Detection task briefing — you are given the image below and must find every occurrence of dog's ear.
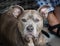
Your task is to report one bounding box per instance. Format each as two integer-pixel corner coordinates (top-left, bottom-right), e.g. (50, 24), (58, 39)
(7, 5), (24, 18)
(37, 5), (50, 18)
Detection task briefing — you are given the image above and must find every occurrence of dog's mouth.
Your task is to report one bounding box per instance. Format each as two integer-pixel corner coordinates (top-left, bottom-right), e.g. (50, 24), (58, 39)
(24, 30), (39, 39)
(25, 33), (34, 38)
(24, 34), (33, 43)
(24, 32), (35, 42)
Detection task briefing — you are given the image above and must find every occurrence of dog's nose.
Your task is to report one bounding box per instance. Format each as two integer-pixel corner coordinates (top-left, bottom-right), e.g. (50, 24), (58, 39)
(27, 25), (34, 32)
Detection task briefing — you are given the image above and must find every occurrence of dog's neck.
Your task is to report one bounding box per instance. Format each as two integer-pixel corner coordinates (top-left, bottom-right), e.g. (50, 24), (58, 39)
(28, 38), (34, 46)
(17, 26), (41, 46)
(17, 27), (34, 46)
(27, 32), (41, 46)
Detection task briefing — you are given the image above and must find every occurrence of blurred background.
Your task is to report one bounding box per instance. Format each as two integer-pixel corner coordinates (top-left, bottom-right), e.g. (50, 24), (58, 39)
(0, 0), (60, 13)
(0, 0), (39, 13)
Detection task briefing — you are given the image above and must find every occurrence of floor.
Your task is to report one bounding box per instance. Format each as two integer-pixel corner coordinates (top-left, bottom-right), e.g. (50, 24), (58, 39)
(43, 27), (60, 46)
(50, 37), (60, 46)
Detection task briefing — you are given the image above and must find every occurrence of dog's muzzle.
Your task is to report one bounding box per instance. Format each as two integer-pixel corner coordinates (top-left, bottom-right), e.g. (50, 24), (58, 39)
(26, 25), (34, 32)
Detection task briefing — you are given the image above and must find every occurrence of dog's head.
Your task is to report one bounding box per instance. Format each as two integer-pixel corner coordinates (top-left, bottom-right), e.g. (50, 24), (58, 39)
(19, 10), (43, 38)
(6, 5), (43, 39)
(1, 5), (52, 46)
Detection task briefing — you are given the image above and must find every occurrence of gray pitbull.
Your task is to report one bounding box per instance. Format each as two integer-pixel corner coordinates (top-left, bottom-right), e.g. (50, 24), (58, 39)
(0, 5), (51, 46)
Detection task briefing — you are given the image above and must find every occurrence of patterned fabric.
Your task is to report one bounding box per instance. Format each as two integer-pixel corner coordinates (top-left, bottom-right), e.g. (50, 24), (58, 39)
(35, 0), (60, 13)
(36, 0), (60, 7)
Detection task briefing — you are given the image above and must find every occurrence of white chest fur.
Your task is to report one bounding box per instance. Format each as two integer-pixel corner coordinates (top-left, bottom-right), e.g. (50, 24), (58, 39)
(28, 38), (34, 46)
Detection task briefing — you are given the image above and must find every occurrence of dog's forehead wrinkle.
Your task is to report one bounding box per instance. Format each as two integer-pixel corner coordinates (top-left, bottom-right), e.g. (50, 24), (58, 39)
(23, 10), (41, 19)
(24, 10), (38, 15)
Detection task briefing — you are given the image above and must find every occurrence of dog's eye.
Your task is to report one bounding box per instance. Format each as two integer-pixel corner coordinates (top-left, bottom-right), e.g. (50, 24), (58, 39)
(34, 19), (39, 22)
(21, 19), (27, 22)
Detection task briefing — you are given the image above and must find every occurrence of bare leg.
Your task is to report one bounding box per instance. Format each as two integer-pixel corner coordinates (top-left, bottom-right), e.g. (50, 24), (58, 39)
(47, 12), (60, 37)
